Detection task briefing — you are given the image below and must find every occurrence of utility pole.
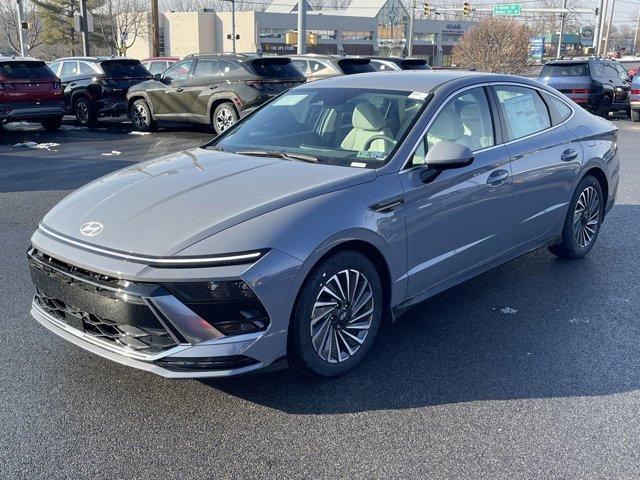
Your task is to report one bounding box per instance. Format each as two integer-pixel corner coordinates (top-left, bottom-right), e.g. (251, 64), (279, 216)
(79, 0), (90, 56)
(634, 8), (640, 55)
(151, 0), (159, 57)
(16, 0), (27, 57)
(603, 0), (616, 55)
(297, 0), (307, 54)
(231, 0), (236, 53)
(556, 0), (567, 58)
(407, 0), (416, 57)
(593, 0), (605, 53)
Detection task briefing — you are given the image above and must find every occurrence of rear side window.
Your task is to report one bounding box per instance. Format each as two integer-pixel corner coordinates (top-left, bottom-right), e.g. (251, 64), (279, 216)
(220, 60), (240, 74)
(338, 59), (376, 75)
(540, 63), (589, 77)
(60, 61), (79, 78)
(243, 58), (302, 78)
(494, 86), (551, 141)
(291, 59), (308, 73)
(147, 61), (168, 75)
(542, 92), (573, 125)
(0, 61), (55, 79)
(193, 59), (220, 77)
(309, 60), (331, 73)
(100, 60), (149, 77)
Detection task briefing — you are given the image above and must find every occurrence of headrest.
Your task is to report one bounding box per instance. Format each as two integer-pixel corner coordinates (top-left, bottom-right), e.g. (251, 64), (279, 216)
(352, 102), (386, 131)
(430, 107), (464, 139)
(460, 103), (481, 123)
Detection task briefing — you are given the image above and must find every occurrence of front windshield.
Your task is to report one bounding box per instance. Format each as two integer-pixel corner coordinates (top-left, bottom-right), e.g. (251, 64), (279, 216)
(211, 87), (428, 168)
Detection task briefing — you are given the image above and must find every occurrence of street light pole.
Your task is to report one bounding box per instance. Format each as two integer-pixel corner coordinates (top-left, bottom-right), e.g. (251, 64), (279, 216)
(593, 0), (605, 53)
(634, 8), (640, 55)
(297, 0), (307, 54)
(407, 0), (416, 57)
(556, 0), (567, 58)
(79, 0), (90, 56)
(16, 0), (27, 57)
(603, 0), (616, 55)
(231, 0), (236, 53)
(151, 0), (159, 57)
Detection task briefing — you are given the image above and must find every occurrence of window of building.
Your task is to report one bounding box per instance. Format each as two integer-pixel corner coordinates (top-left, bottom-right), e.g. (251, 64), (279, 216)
(442, 33), (462, 43)
(259, 28), (289, 39)
(308, 29), (337, 40)
(413, 33), (436, 43)
(340, 30), (373, 40)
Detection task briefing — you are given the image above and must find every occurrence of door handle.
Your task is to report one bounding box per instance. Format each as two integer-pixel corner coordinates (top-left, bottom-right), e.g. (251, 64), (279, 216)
(175, 87), (185, 92)
(560, 148), (579, 161)
(486, 169), (510, 186)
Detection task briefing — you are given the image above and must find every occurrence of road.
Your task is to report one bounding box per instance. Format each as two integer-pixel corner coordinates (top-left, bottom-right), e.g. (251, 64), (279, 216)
(1, 116), (639, 479)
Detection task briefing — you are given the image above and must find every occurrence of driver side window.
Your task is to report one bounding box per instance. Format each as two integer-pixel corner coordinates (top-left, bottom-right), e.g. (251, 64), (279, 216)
(410, 87), (494, 166)
(163, 60), (192, 82)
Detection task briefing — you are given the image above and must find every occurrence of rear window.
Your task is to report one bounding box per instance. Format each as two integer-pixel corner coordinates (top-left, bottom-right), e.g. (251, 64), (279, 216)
(337, 59), (376, 75)
(0, 61), (55, 80)
(243, 58), (302, 78)
(540, 63), (589, 77)
(100, 60), (150, 78)
(400, 59), (431, 70)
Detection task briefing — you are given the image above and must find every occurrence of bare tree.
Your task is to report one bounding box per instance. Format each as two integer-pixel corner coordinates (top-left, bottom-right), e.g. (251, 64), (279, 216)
(453, 17), (533, 75)
(0, 0), (43, 54)
(96, 0), (148, 56)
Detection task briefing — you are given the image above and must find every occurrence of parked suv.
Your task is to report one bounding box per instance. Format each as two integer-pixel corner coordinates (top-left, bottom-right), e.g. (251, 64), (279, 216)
(48, 57), (151, 127)
(538, 57), (631, 117)
(126, 53), (305, 134)
(0, 57), (64, 130)
(289, 55), (376, 82)
(630, 74), (640, 121)
(368, 56), (431, 71)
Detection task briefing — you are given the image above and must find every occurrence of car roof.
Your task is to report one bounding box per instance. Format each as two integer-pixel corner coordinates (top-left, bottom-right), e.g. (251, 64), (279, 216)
(184, 53), (253, 61)
(53, 56), (138, 63)
(0, 56), (41, 62)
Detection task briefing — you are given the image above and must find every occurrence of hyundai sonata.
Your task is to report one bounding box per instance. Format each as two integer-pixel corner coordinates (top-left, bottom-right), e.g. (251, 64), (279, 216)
(28, 71), (618, 378)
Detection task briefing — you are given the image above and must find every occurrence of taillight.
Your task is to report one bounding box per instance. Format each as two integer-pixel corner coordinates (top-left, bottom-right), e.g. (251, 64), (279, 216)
(570, 88), (590, 94)
(243, 80), (265, 90)
(631, 89), (640, 95)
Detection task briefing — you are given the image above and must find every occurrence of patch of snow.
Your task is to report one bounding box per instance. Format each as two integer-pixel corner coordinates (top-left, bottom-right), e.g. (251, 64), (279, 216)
(499, 307), (518, 315)
(568, 318), (589, 324)
(129, 131), (151, 136)
(101, 150), (122, 156)
(13, 141), (60, 151)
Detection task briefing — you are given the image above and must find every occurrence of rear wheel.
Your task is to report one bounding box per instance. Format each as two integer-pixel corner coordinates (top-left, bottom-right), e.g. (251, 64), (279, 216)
(597, 96), (611, 118)
(74, 96), (97, 127)
(632, 109), (640, 122)
(212, 102), (238, 135)
(549, 175), (603, 259)
(288, 251), (383, 378)
(41, 116), (62, 131)
(130, 99), (155, 132)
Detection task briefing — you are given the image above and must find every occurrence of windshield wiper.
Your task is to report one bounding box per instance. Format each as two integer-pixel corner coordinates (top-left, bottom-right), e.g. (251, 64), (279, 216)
(234, 149), (318, 164)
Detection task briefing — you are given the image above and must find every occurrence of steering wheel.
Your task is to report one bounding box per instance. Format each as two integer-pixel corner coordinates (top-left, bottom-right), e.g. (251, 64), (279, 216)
(362, 135), (397, 152)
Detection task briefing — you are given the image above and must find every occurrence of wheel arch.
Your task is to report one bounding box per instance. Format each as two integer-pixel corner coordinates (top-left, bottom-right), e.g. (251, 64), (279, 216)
(127, 92), (156, 118)
(583, 166), (609, 213)
(209, 96), (240, 123)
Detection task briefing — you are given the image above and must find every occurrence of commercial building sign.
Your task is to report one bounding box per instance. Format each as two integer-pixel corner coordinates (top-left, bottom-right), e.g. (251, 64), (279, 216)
(529, 35), (544, 60)
(580, 26), (594, 47)
(261, 43), (297, 54)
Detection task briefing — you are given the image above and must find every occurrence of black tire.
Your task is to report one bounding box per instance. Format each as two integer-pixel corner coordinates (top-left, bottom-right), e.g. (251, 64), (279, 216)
(288, 251), (383, 378)
(212, 102), (238, 135)
(597, 96), (611, 118)
(626, 106), (632, 118)
(549, 175), (604, 259)
(41, 116), (62, 131)
(74, 96), (97, 127)
(632, 109), (640, 122)
(130, 98), (156, 132)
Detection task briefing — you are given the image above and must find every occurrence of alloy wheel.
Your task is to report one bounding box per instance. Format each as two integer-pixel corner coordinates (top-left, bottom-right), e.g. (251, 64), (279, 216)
(215, 108), (235, 132)
(573, 185), (600, 248)
(310, 269), (375, 364)
(76, 100), (89, 124)
(132, 104), (148, 129)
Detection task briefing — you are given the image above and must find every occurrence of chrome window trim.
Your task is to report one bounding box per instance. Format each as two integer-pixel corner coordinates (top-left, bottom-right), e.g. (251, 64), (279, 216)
(400, 81), (576, 171)
(38, 224), (263, 266)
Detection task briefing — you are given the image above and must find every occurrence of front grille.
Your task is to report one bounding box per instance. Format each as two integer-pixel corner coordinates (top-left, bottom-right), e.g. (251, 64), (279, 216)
(35, 290), (177, 353)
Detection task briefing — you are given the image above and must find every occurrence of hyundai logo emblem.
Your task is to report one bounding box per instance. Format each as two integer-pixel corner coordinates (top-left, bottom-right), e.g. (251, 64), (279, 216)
(80, 221), (103, 237)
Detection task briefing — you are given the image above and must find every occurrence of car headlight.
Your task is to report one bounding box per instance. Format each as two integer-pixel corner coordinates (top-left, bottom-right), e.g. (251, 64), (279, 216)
(164, 281), (270, 336)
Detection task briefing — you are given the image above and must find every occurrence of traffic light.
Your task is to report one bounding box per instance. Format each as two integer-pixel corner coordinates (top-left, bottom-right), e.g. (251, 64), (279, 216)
(463, 2), (471, 16)
(423, 2), (431, 17)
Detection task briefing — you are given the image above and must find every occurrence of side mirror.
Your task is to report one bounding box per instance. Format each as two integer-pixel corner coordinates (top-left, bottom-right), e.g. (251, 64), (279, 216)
(153, 73), (162, 81)
(419, 141), (473, 182)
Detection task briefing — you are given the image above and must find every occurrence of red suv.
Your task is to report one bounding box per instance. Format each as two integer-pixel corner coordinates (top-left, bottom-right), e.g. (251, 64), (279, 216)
(0, 58), (65, 130)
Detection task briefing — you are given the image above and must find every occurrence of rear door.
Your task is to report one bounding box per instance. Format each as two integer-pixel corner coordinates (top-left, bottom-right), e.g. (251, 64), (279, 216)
(0, 61), (61, 106)
(491, 84), (580, 246)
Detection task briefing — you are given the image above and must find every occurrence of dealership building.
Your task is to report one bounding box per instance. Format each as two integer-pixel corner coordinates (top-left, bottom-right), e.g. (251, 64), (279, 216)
(128, 0), (473, 67)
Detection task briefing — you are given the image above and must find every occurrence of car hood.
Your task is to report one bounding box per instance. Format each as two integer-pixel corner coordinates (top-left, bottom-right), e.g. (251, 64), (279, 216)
(41, 148), (376, 257)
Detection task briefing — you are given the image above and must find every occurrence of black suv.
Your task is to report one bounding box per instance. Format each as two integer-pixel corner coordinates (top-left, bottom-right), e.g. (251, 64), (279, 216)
(49, 57), (151, 127)
(538, 57), (631, 117)
(126, 53), (305, 134)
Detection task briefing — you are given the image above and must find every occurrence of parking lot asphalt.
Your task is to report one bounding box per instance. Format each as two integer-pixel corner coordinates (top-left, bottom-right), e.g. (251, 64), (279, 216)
(1, 115), (640, 479)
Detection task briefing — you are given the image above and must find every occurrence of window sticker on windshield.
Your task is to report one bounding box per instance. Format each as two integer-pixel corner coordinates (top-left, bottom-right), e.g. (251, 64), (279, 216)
(408, 91), (428, 101)
(351, 162), (367, 168)
(272, 94), (308, 106)
(356, 150), (386, 160)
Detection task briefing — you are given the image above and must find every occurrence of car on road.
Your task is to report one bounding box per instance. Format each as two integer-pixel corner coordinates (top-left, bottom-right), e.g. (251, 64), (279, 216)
(631, 74), (640, 122)
(0, 57), (65, 130)
(28, 71), (618, 379)
(141, 56), (180, 75)
(538, 57), (631, 118)
(48, 57), (152, 127)
(126, 53), (305, 134)
(368, 56), (431, 71)
(289, 54), (376, 82)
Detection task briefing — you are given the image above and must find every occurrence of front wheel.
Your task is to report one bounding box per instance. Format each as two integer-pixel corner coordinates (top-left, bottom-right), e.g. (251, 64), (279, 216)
(288, 251), (383, 378)
(632, 109), (640, 122)
(41, 116), (62, 131)
(549, 175), (604, 259)
(212, 102), (238, 135)
(130, 99), (155, 132)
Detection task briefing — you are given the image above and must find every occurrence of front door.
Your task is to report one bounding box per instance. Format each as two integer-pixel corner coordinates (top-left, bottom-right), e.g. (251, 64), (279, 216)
(400, 86), (513, 297)
(152, 59), (193, 120)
